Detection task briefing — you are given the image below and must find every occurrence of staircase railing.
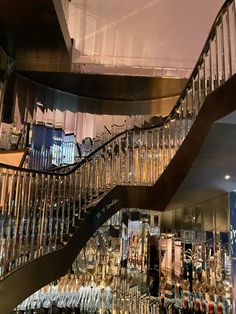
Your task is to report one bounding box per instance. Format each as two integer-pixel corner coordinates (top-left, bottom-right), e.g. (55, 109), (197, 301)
(0, 0), (235, 286)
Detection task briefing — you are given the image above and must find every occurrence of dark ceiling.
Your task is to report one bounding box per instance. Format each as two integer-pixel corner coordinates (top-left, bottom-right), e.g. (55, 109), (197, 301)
(0, 0), (70, 58)
(19, 71), (187, 101)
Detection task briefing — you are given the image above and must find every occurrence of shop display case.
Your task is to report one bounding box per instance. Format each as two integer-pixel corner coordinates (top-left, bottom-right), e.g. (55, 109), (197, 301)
(14, 194), (234, 313)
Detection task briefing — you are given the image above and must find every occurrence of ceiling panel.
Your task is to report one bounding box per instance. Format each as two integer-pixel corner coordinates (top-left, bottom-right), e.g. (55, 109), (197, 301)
(69, 0), (224, 70)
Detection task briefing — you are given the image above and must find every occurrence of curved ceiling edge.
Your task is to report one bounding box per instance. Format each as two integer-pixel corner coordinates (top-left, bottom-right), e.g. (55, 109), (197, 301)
(17, 71), (187, 100)
(66, 94), (180, 115)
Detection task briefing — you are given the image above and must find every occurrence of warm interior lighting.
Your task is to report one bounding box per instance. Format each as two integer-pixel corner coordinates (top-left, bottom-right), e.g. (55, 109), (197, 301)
(224, 174), (230, 180)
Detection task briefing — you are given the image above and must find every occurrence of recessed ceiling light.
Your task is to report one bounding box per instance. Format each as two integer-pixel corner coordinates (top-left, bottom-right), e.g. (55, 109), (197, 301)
(224, 174), (230, 180)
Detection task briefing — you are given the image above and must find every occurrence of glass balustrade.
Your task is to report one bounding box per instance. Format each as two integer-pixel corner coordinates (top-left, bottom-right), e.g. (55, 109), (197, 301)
(0, 0), (236, 283)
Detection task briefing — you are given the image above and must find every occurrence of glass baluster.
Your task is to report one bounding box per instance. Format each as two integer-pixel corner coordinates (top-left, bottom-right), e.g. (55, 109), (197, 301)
(230, 0), (236, 73)
(11, 171), (24, 269)
(53, 176), (62, 250)
(144, 130), (149, 184)
(137, 131), (141, 184)
(17, 172), (29, 266)
(202, 56), (207, 99)
(187, 89), (193, 130)
(60, 175), (67, 243)
(163, 125), (168, 169)
(40, 175), (51, 255)
(215, 26), (221, 88)
(174, 109), (180, 151)
(139, 131), (144, 184)
(35, 174), (44, 257)
(206, 52), (211, 96)
(0, 169), (9, 276)
(226, 8), (233, 78)
(22, 173), (31, 264)
(152, 129), (157, 183)
(77, 167), (82, 216)
(97, 156), (102, 197)
(93, 156), (98, 198)
(197, 66), (202, 113)
(160, 125), (166, 173)
(209, 39), (214, 93)
(180, 102), (186, 145)
(170, 119), (175, 160)
(96, 155), (102, 196)
(123, 132), (128, 184)
(29, 173), (39, 260)
(133, 132), (138, 184)
(88, 156), (96, 200)
(4, 171), (16, 273)
(116, 136), (122, 185)
(211, 36), (217, 91)
(141, 130), (146, 183)
(47, 175), (56, 252)
(93, 157), (99, 199)
(190, 78), (195, 120)
(129, 133), (134, 184)
(109, 141), (113, 188)
(112, 141), (116, 185)
(156, 128), (160, 177)
(78, 166), (83, 218)
(150, 130), (154, 184)
(221, 15), (228, 81)
(159, 127), (164, 175)
(72, 171), (77, 227)
(103, 145), (108, 190)
(181, 99), (187, 138)
(1, 169), (10, 275)
(81, 163), (86, 211)
(220, 21), (226, 83)
(147, 130), (151, 183)
(153, 129), (159, 180)
(125, 133), (129, 184)
(84, 161), (89, 205)
(24, 173), (33, 261)
(166, 122), (171, 166)
(109, 143), (113, 188)
(103, 146), (108, 189)
(22, 173), (34, 264)
(140, 131), (145, 184)
(126, 135), (131, 184)
(66, 173), (72, 233)
(94, 154), (102, 199)
(89, 158), (94, 201)
(168, 122), (173, 164)
(120, 134), (125, 184)
(85, 160), (90, 206)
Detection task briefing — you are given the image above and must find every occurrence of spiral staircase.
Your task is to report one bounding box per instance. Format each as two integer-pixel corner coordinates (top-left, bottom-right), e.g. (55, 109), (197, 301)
(1, 0), (236, 312)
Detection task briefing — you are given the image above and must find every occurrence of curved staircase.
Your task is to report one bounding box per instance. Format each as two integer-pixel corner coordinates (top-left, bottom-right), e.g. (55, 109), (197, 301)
(1, 0), (236, 312)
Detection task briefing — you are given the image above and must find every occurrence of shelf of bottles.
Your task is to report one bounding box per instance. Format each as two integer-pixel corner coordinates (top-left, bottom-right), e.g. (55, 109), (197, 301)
(158, 195), (232, 313)
(15, 209), (160, 314)
(0, 0), (236, 282)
